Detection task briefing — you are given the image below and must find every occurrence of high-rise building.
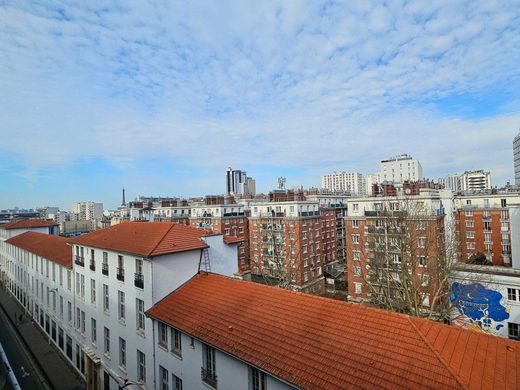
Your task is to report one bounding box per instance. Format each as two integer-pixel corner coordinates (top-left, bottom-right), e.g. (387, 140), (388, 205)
(459, 170), (491, 192)
(321, 172), (365, 194)
(438, 174), (461, 192)
(72, 202), (103, 220)
(226, 168), (254, 196)
(514, 130), (520, 186)
(380, 154), (422, 183)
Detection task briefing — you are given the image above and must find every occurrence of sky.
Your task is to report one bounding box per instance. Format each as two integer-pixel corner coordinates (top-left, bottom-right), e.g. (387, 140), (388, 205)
(1, 1), (519, 210)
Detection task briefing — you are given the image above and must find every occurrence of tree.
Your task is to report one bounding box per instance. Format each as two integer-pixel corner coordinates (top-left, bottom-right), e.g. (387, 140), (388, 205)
(360, 197), (459, 320)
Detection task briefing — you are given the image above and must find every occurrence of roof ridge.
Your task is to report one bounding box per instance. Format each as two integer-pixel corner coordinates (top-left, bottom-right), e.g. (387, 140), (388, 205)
(407, 317), (468, 390)
(147, 223), (176, 257)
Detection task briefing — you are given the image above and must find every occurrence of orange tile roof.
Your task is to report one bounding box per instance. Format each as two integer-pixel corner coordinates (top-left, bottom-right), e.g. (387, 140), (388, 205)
(69, 222), (208, 257)
(6, 232), (72, 268)
(1, 218), (57, 230)
(147, 273), (520, 390)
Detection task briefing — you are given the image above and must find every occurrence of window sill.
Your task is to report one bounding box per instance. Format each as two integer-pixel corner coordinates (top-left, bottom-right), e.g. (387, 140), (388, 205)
(171, 350), (182, 360)
(136, 330), (146, 338)
(118, 319), (126, 326)
(158, 343), (168, 352)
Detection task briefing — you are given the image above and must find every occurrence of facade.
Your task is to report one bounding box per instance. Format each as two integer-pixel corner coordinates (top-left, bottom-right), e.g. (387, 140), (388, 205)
(0, 222), (238, 390)
(0, 218), (59, 241)
(190, 203), (249, 274)
(380, 154), (422, 183)
(438, 174), (461, 193)
(344, 193), (446, 303)
(248, 201), (337, 292)
(146, 272), (519, 390)
(453, 193), (518, 266)
(321, 171), (365, 194)
(72, 202), (104, 221)
(459, 170), (491, 192)
(226, 167), (254, 197)
(514, 130), (520, 186)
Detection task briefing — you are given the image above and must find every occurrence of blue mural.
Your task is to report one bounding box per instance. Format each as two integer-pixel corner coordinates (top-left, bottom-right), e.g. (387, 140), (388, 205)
(450, 282), (510, 333)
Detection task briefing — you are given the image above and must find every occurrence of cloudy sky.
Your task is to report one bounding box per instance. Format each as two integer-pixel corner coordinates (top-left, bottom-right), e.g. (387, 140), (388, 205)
(1, 1), (519, 209)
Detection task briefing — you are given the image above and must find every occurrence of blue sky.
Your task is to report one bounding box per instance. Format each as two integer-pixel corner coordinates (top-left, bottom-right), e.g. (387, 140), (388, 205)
(1, 0), (519, 209)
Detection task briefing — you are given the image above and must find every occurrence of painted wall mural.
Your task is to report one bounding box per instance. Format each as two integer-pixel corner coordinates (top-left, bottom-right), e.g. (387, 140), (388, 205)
(450, 282), (510, 334)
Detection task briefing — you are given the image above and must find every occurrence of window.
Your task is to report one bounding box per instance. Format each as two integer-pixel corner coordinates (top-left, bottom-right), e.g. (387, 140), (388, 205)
(508, 288), (518, 302)
(465, 220), (474, 228)
(81, 310), (85, 334)
(352, 235), (360, 244)
(104, 327), (110, 356)
(137, 350), (146, 383)
(118, 291), (125, 321)
(119, 338), (126, 369)
(90, 279), (96, 305)
(419, 256), (427, 267)
(91, 318), (97, 343)
(159, 366), (169, 390)
(173, 374), (183, 390)
(465, 210), (473, 217)
(354, 283), (362, 294)
(80, 274), (85, 299)
(508, 322), (519, 340)
(67, 270), (71, 291)
(353, 204), (359, 212)
(136, 299), (145, 331)
(202, 344), (217, 388)
(466, 231), (475, 238)
(250, 366), (266, 390)
(171, 328), (182, 356)
(467, 242), (476, 250)
(59, 296), (63, 318)
(159, 322), (168, 348)
(353, 251), (361, 261)
(103, 284), (109, 312)
(418, 237), (425, 248)
(68, 301), (72, 322)
(353, 266), (361, 276)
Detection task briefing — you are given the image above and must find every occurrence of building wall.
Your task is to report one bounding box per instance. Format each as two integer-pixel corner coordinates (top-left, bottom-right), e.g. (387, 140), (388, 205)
(380, 155), (422, 183)
(459, 171), (491, 191)
(321, 172), (364, 194)
(152, 320), (295, 390)
(514, 131), (520, 186)
(202, 235), (239, 277)
(0, 226), (56, 240)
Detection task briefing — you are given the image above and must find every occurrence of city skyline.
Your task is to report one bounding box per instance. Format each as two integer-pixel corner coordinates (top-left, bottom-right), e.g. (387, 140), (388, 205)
(1, 1), (519, 208)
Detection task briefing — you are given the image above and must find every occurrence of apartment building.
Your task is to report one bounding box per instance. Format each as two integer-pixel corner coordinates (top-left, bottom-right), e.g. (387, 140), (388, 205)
(459, 170), (491, 192)
(345, 193), (446, 304)
(0, 222), (238, 390)
(321, 171), (365, 194)
(190, 202), (249, 274)
(0, 218), (59, 240)
(72, 202), (104, 221)
(438, 174), (461, 193)
(380, 154), (422, 183)
(146, 272), (518, 390)
(514, 130), (520, 186)
(453, 192), (519, 265)
(248, 201), (337, 293)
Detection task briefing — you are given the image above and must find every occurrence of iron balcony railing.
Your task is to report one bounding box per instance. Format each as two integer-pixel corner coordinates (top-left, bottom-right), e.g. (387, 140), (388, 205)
(134, 273), (144, 289)
(74, 256), (84, 267)
(116, 267), (125, 282)
(201, 367), (217, 388)
(101, 262), (109, 276)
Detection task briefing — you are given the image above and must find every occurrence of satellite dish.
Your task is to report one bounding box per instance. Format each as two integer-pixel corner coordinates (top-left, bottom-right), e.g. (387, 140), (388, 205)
(405, 188), (411, 195)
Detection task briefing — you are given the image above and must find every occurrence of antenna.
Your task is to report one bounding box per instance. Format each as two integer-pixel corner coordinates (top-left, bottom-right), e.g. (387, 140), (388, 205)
(277, 177), (286, 190)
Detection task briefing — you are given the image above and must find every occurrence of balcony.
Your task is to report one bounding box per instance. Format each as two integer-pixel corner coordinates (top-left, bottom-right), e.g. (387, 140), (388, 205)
(201, 367), (217, 388)
(74, 256), (84, 267)
(116, 268), (124, 282)
(134, 273), (144, 289)
(101, 263), (109, 276)
(89, 260), (95, 271)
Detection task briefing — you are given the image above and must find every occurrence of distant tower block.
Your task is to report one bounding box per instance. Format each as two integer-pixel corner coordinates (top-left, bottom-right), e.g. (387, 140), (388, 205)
(122, 187), (126, 206)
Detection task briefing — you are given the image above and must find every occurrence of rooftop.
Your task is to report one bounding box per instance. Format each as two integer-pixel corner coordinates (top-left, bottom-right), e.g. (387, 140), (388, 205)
(147, 273), (519, 390)
(0, 218), (57, 230)
(69, 222), (208, 257)
(6, 232), (72, 268)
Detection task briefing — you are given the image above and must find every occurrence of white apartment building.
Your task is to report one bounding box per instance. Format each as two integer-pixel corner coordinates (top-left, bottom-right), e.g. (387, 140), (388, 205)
(514, 130), (520, 186)
(438, 174), (461, 193)
(0, 219), (59, 241)
(459, 170), (491, 192)
(145, 272), (517, 390)
(73, 202), (104, 221)
(321, 172), (365, 194)
(380, 154), (422, 183)
(1, 222), (237, 390)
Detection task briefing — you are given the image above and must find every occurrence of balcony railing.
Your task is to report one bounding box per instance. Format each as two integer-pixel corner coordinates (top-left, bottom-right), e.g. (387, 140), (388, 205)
(116, 268), (124, 282)
(101, 263), (109, 276)
(74, 256), (84, 267)
(134, 273), (144, 289)
(201, 367), (217, 388)
(89, 260), (95, 271)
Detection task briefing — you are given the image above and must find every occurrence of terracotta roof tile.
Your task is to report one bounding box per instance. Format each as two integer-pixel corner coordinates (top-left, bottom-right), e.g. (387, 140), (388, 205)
(146, 273), (520, 390)
(6, 232), (72, 268)
(69, 222), (207, 257)
(1, 218), (57, 230)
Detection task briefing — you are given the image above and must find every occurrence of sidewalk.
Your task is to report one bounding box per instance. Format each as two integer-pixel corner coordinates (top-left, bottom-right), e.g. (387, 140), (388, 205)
(0, 287), (85, 390)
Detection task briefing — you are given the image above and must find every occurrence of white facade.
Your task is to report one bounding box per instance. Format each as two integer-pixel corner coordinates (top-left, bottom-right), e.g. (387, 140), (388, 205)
(151, 321), (294, 390)
(73, 202), (104, 221)
(380, 154), (422, 183)
(321, 172), (365, 194)
(459, 170), (491, 192)
(509, 204), (520, 270)
(190, 204), (245, 218)
(514, 130), (520, 186)
(152, 206), (190, 221)
(249, 201), (320, 218)
(0, 225), (56, 241)
(438, 174), (461, 193)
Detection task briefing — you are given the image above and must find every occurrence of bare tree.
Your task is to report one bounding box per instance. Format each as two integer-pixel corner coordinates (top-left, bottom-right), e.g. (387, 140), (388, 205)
(360, 198), (459, 320)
